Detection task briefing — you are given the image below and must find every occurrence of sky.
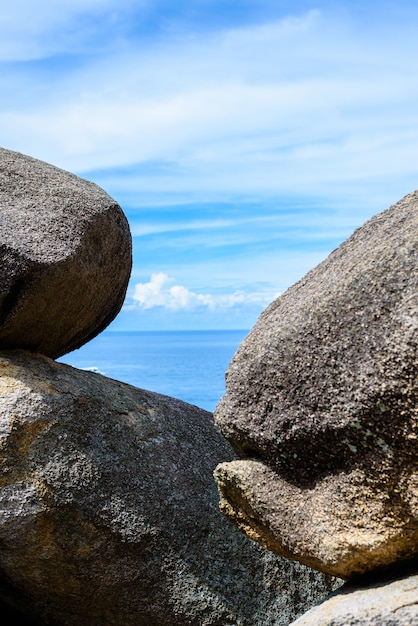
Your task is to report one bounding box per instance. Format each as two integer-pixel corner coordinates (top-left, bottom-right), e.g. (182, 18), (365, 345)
(1, 1), (418, 330)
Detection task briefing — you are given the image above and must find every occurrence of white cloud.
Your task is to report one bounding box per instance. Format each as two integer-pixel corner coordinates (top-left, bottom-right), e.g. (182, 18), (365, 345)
(129, 273), (277, 311)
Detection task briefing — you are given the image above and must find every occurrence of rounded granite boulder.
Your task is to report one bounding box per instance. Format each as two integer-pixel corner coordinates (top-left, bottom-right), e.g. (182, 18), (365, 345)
(0, 351), (338, 625)
(214, 191), (418, 580)
(0, 147), (131, 358)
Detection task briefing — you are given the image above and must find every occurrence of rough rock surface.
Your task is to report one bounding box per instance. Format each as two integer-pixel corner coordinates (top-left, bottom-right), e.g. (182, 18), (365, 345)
(289, 570), (418, 625)
(0, 350), (339, 626)
(214, 192), (418, 579)
(0, 148), (131, 358)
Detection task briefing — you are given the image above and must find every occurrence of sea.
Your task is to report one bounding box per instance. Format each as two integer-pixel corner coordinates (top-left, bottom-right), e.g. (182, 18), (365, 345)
(58, 330), (249, 413)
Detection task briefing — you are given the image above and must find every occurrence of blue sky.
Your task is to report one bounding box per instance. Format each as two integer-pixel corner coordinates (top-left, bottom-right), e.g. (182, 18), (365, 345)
(1, 1), (418, 330)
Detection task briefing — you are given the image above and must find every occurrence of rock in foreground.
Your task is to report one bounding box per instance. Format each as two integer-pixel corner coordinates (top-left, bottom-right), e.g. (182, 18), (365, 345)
(0, 148), (131, 358)
(0, 351), (338, 625)
(290, 571), (418, 625)
(215, 192), (418, 579)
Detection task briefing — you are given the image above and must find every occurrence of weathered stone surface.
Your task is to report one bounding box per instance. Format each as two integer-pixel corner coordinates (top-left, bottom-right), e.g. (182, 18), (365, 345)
(214, 192), (418, 579)
(0, 147), (131, 358)
(0, 350), (339, 625)
(290, 571), (418, 625)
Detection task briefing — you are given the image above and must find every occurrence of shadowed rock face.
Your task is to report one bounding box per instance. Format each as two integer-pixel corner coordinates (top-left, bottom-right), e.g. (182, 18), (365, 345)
(214, 192), (418, 580)
(0, 148), (132, 358)
(0, 351), (338, 626)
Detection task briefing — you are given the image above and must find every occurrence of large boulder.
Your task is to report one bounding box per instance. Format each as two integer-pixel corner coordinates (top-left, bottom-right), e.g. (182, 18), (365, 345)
(0, 350), (338, 625)
(0, 148), (131, 358)
(289, 570), (418, 625)
(214, 191), (418, 580)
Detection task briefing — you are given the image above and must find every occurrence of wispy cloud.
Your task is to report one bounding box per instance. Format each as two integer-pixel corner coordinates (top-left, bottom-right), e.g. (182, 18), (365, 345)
(0, 0), (129, 60)
(130, 218), (234, 237)
(129, 209), (366, 242)
(1, 6), (417, 210)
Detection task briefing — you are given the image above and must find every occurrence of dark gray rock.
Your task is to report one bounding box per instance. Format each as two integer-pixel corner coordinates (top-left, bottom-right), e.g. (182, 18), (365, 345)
(290, 570), (418, 625)
(0, 350), (339, 625)
(214, 191), (418, 579)
(0, 147), (131, 358)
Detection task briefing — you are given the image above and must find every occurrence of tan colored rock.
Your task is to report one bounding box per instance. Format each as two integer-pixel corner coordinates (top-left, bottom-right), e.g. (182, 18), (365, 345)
(289, 571), (418, 625)
(0, 350), (338, 625)
(215, 460), (417, 579)
(214, 192), (418, 579)
(0, 147), (131, 358)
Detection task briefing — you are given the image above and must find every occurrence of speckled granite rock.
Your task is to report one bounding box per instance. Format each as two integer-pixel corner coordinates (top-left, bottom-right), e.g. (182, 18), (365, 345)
(214, 191), (418, 579)
(0, 147), (131, 358)
(290, 570), (418, 625)
(0, 350), (339, 626)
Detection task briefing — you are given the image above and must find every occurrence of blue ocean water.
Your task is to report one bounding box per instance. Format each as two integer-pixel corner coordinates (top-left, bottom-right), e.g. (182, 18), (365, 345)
(58, 330), (248, 412)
